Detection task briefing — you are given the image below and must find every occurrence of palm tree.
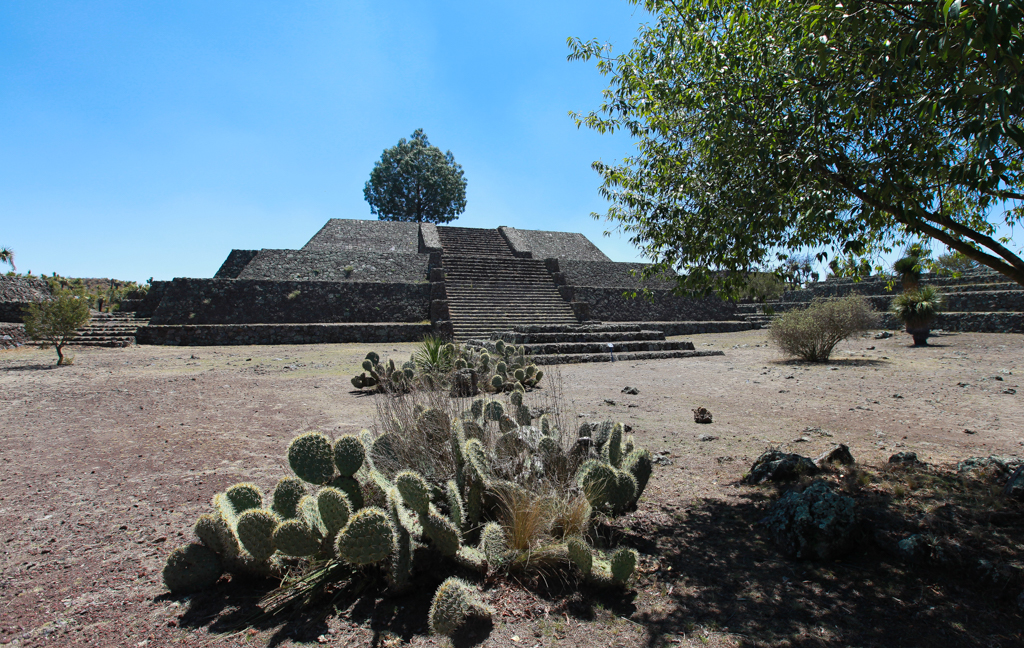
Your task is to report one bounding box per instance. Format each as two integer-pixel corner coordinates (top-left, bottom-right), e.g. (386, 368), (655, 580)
(0, 247), (14, 271)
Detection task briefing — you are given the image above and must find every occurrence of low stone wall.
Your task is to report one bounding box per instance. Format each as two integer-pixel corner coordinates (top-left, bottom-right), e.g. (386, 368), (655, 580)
(566, 286), (738, 322)
(0, 323), (30, 348)
(0, 276), (52, 322)
(498, 227), (611, 261)
(134, 281), (168, 318)
(148, 279), (430, 325)
(303, 219), (421, 253)
(137, 323), (432, 346)
(781, 270), (1012, 302)
(419, 223), (442, 253)
(237, 249), (430, 283)
(879, 312), (1023, 333)
(214, 250), (260, 278)
(640, 320), (755, 335)
(557, 260), (677, 289)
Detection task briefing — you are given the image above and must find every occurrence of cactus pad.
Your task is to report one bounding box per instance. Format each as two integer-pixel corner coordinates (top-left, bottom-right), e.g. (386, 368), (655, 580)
(236, 509), (279, 562)
(225, 483), (263, 513)
(271, 477), (306, 519)
(566, 536), (593, 576)
(395, 470), (431, 513)
(316, 486), (352, 536)
(273, 519), (321, 557)
(446, 480), (464, 530)
(163, 543), (223, 594)
(423, 506), (461, 556)
(333, 435), (365, 478)
(576, 460), (616, 506)
(510, 390), (523, 406)
(610, 547), (638, 584)
(335, 507), (394, 565)
(622, 448), (653, 504)
(428, 577), (489, 637)
(464, 438), (492, 483)
(470, 398), (485, 419)
(603, 423), (623, 468)
(329, 475), (364, 511)
(288, 432), (336, 484)
(479, 521), (508, 566)
(484, 400), (504, 421)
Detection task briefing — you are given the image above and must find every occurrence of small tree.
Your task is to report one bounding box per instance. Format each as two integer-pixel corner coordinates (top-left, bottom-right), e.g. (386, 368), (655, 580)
(364, 129), (467, 224)
(768, 295), (878, 362)
(23, 289), (91, 366)
(0, 246), (14, 271)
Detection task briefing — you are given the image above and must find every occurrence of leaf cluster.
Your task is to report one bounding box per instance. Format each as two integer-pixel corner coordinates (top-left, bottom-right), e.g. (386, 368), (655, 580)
(569, 0), (1024, 292)
(767, 294), (879, 361)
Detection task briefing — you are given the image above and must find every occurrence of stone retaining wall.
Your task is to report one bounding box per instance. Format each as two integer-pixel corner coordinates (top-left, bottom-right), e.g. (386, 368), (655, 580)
(214, 250), (260, 278)
(137, 322), (431, 346)
(498, 227), (611, 261)
(0, 276), (52, 322)
(0, 323), (30, 348)
(557, 260), (677, 289)
(303, 219), (421, 253)
(148, 279), (429, 325)
(236, 249), (430, 283)
(566, 286), (738, 322)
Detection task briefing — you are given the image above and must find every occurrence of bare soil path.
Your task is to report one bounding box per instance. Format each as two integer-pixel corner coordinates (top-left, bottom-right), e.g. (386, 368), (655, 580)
(1, 330), (1021, 647)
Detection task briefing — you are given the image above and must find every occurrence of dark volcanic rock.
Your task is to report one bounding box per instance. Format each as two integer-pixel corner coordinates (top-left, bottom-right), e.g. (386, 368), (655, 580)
(815, 444), (855, 468)
(744, 450), (819, 484)
(449, 368), (479, 397)
(762, 481), (861, 561)
(888, 452), (921, 465)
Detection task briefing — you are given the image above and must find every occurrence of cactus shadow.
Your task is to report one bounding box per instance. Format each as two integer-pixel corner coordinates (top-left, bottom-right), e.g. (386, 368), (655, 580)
(1, 363), (57, 371)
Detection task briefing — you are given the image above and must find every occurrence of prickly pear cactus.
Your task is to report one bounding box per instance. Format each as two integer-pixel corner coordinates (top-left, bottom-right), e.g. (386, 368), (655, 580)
(272, 519), (321, 557)
(288, 432), (336, 485)
(428, 577), (489, 637)
(622, 448), (652, 505)
(225, 483), (263, 513)
(423, 506), (461, 557)
(603, 423), (623, 468)
(566, 536), (592, 577)
(396, 470), (431, 514)
(194, 513), (238, 558)
(271, 477), (306, 519)
(317, 487), (351, 536)
(235, 509), (280, 562)
(163, 543), (223, 594)
(479, 521), (509, 566)
(610, 547), (638, 584)
(333, 435), (365, 478)
(335, 507), (394, 565)
(484, 399), (504, 422)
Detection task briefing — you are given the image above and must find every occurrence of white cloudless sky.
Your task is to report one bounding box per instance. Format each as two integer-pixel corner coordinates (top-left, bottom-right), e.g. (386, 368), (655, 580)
(1, 0), (650, 282)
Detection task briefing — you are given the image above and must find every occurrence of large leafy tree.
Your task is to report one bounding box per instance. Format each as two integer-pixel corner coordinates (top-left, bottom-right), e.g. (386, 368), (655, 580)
(364, 129), (468, 224)
(569, 0), (1024, 291)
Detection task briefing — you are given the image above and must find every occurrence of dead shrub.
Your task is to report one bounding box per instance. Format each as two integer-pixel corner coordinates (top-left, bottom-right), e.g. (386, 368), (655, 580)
(768, 294), (878, 362)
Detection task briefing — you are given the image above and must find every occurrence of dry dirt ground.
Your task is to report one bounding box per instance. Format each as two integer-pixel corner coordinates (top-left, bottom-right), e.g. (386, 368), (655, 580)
(1, 329), (1022, 648)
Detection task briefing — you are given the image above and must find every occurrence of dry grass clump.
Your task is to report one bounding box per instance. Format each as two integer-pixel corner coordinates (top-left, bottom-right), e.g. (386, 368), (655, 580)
(768, 294), (878, 362)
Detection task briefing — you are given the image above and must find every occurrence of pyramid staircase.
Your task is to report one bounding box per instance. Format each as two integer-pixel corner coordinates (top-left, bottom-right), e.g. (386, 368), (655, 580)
(71, 311), (149, 347)
(475, 323), (724, 365)
(436, 226), (579, 341)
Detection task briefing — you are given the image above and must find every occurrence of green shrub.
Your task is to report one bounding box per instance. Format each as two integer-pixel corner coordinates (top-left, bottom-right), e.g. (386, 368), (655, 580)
(891, 287), (943, 328)
(23, 289), (91, 366)
(930, 251), (980, 276)
(768, 295), (877, 362)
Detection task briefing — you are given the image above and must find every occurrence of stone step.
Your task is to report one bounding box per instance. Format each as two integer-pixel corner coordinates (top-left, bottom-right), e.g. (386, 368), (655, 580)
(502, 330), (667, 343)
(521, 340), (696, 355)
(529, 349), (725, 365)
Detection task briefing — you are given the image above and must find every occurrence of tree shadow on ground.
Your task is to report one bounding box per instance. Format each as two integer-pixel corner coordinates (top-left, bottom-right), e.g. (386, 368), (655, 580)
(623, 488), (1023, 648)
(0, 363), (57, 372)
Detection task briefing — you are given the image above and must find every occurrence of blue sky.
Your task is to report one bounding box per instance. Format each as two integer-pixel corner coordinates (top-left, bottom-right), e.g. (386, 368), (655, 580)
(1, 0), (651, 282)
(2, 2), (1020, 283)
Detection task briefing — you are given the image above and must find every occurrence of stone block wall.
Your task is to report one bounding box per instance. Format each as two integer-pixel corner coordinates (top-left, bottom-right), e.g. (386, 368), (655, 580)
(148, 278), (429, 325)
(557, 260), (678, 289)
(137, 322), (431, 346)
(214, 250), (260, 278)
(499, 227), (611, 261)
(566, 286), (738, 322)
(236, 249), (431, 283)
(0, 276), (52, 322)
(302, 219), (421, 253)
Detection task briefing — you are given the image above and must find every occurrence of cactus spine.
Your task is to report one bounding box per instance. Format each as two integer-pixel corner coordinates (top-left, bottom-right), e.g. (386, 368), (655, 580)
(288, 432), (336, 485)
(332, 435), (365, 477)
(235, 509), (280, 562)
(271, 477), (306, 519)
(428, 577), (490, 637)
(335, 507), (394, 565)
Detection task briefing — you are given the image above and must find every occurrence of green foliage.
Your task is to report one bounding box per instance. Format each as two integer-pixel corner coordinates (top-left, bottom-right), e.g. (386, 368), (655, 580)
(396, 470), (431, 514)
(569, 0), (1024, 290)
(0, 246), (14, 271)
(22, 288), (91, 365)
(272, 519), (321, 557)
(162, 543), (223, 594)
(225, 483), (263, 513)
(364, 129), (467, 224)
(423, 506), (462, 557)
(891, 287), (944, 328)
(288, 432), (336, 485)
(931, 250), (982, 276)
(741, 272), (786, 303)
(768, 295), (879, 362)
(413, 334), (456, 374)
